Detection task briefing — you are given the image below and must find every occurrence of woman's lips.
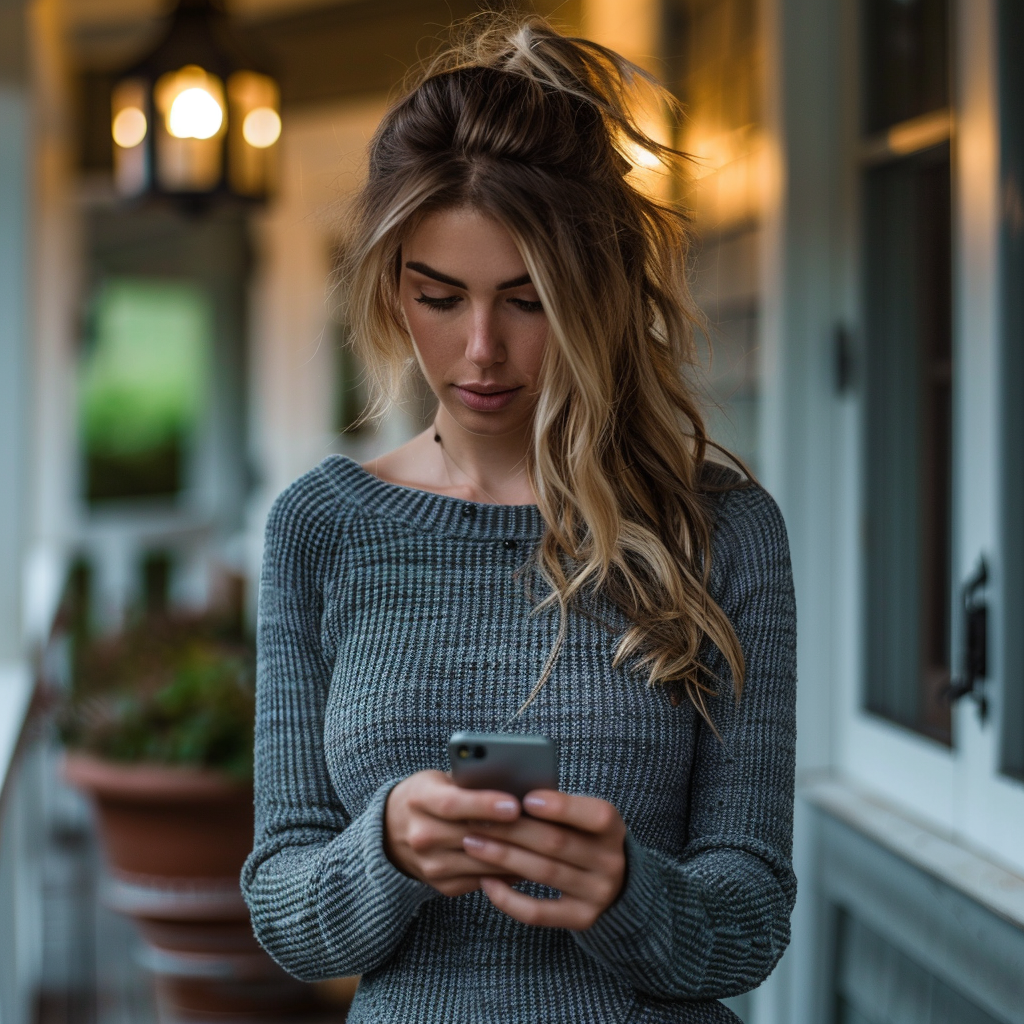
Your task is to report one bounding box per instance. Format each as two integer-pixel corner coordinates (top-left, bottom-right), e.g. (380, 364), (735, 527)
(452, 384), (522, 411)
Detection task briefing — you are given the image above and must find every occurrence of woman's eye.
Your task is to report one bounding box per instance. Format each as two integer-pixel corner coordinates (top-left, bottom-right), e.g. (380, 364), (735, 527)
(510, 298), (544, 313)
(414, 293), (461, 311)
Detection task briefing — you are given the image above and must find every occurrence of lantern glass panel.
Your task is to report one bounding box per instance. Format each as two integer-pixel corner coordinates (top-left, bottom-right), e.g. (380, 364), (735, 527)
(227, 70), (280, 197)
(154, 66), (226, 192)
(111, 78), (149, 197)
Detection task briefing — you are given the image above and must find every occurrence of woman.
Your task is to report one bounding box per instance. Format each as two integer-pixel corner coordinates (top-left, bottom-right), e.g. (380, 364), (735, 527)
(242, 15), (796, 1023)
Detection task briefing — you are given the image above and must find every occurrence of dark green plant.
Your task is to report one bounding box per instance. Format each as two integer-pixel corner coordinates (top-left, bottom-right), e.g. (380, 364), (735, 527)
(60, 614), (255, 780)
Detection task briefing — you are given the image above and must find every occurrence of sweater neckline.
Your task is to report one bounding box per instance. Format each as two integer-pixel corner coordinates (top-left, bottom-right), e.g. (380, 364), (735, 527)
(323, 455), (547, 540)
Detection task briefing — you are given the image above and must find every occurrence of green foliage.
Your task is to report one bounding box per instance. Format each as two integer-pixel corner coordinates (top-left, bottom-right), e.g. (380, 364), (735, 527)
(60, 615), (255, 780)
(80, 279), (211, 457)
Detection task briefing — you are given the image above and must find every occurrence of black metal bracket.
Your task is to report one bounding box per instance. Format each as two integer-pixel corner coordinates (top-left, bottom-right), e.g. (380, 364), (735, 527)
(946, 557), (989, 724)
(834, 324), (856, 395)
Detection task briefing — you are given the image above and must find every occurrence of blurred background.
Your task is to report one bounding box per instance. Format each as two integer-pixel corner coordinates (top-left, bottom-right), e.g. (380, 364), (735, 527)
(0, 0), (1022, 1022)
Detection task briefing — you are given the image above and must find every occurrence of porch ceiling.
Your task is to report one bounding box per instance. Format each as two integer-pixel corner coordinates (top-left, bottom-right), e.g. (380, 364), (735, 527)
(66, 0), (363, 69)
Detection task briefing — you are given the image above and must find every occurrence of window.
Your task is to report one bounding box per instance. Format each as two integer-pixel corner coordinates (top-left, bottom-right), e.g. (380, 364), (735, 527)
(860, 0), (953, 742)
(79, 278), (211, 503)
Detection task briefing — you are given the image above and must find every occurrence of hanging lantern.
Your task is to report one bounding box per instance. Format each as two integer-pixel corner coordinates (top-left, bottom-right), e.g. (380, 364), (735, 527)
(111, 0), (280, 204)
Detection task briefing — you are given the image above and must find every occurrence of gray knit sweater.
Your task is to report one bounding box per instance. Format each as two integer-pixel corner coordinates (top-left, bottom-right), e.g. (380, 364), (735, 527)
(242, 455), (797, 1023)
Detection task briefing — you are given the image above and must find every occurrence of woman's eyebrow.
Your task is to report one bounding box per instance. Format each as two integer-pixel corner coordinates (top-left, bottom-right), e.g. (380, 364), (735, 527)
(496, 273), (532, 290)
(405, 261), (466, 288)
(405, 261), (531, 292)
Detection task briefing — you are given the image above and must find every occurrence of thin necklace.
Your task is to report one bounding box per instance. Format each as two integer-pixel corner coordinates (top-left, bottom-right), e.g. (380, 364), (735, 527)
(433, 422), (527, 506)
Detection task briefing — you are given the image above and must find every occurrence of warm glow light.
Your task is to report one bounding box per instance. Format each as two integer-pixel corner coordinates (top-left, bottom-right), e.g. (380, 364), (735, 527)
(112, 106), (147, 148)
(242, 106), (281, 148)
(626, 140), (661, 170)
(168, 87), (223, 140)
(886, 110), (952, 156)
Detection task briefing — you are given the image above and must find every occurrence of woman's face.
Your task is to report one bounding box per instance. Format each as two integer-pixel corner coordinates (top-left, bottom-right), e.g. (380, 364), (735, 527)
(398, 207), (549, 438)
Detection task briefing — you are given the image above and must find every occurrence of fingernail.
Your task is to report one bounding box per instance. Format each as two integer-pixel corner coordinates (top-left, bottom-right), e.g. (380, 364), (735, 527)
(523, 794), (546, 810)
(463, 835), (486, 851)
(495, 799), (518, 814)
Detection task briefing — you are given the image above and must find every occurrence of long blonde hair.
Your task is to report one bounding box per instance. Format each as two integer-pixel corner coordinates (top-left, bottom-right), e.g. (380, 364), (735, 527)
(341, 14), (747, 723)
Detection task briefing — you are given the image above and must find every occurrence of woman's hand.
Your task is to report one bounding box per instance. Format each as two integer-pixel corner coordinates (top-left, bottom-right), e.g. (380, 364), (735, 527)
(383, 770), (524, 897)
(462, 790), (627, 931)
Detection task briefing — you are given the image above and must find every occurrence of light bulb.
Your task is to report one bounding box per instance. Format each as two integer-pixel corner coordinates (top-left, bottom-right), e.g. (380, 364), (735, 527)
(242, 106), (281, 148)
(112, 106), (147, 148)
(168, 87), (223, 140)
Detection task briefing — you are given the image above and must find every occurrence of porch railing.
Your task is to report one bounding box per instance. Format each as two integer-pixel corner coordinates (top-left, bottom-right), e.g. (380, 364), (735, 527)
(0, 663), (41, 1024)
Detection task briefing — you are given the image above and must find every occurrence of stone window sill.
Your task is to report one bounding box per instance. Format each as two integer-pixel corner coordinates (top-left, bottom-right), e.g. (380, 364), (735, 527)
(802, 774), (1024, 931)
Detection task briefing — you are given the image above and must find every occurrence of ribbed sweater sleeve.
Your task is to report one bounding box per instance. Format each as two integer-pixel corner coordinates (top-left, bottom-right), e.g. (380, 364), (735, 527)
(240, 477), (435, 981)
(573, 486), (798, 999)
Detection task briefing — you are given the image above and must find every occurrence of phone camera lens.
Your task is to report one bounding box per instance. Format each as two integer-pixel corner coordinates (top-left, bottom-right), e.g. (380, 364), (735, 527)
(457, 745), (469, 759)
(473, 745), (486, 759)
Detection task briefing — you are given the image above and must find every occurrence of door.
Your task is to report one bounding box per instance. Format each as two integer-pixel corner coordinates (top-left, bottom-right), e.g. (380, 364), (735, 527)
(838, 0), (1024, 876)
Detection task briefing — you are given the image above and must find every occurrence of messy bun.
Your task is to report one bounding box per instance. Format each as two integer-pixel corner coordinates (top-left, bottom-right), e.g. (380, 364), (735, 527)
(342, 13), (746, 724)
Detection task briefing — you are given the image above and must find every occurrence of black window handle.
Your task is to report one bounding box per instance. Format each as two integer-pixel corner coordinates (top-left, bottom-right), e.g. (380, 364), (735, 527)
(946, 558), (989, 724)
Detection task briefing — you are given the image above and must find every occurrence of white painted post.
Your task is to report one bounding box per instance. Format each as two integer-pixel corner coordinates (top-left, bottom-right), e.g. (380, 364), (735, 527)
(0, 4), (29, 668)
(0, 1), (37, 1021)
(757, 0), (844, 1020)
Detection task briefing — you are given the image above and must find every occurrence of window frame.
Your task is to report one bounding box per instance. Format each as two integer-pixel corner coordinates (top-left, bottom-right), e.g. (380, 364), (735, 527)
(997, 0), (1024, 783)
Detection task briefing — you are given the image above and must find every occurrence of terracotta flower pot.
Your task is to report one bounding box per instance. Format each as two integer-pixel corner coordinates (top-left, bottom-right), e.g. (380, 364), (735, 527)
(63, 752), (319, 1022)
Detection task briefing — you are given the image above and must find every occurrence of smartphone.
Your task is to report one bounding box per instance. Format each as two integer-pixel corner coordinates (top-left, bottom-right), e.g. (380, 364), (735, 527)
(448, 731), (558, 800)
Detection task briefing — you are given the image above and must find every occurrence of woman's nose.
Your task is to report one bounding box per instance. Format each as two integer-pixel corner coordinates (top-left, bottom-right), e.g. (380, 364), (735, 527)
(464, 310), (505, 367)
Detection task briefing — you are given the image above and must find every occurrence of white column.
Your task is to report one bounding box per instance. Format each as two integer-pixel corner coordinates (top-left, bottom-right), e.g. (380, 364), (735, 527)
(0, 0), (30, 665)
(579, 0), (672, 199)
(756, 0), (843, 1020)
(583, 0), (660, 66)
(0, 6), (44, 1024)
(24, 0), (79, 647)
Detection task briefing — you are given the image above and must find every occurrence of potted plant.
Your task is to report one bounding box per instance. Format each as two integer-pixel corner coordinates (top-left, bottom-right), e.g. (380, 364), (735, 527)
(59, 611), (321, 1021)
